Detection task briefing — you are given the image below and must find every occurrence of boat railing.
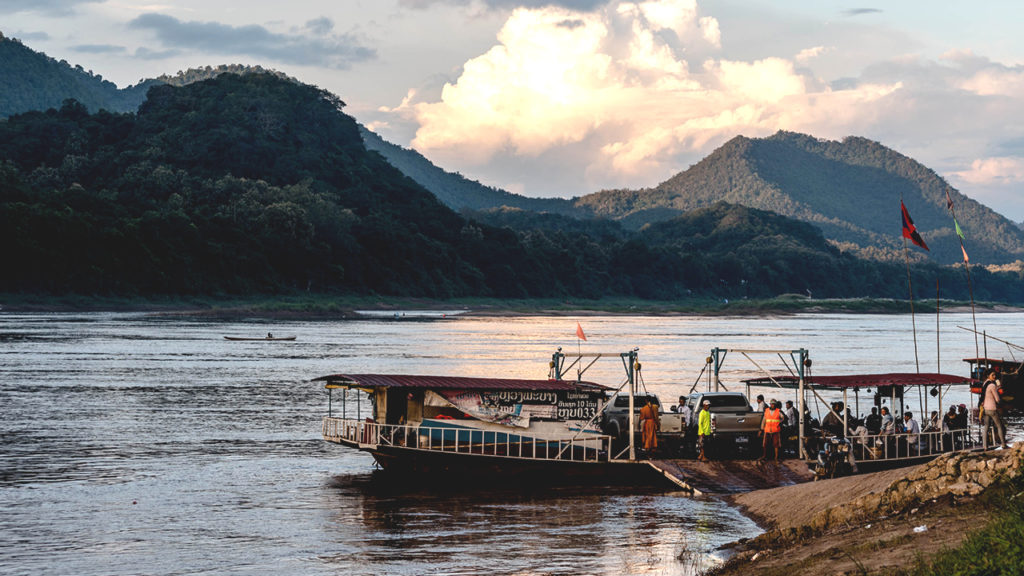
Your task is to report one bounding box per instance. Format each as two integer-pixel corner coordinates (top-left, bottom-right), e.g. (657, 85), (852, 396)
(322, 417), (614, 463)
(819, 427), (975, 463)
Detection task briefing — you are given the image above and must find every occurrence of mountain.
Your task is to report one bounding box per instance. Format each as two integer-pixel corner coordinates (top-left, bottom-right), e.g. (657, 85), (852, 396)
(359, 126), (580, 216)
(0, 31), (292, 117)
(0, 31), (152, 116)
(574, 132), (1024, 266)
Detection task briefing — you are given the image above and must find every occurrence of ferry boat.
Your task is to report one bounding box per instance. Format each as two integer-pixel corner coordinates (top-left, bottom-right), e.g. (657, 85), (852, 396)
(316, 346), (986, 489)
(315, 350), (662, 484)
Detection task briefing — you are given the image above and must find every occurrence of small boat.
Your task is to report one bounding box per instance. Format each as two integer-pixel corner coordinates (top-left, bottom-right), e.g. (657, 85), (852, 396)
(224, 334), (297, 341)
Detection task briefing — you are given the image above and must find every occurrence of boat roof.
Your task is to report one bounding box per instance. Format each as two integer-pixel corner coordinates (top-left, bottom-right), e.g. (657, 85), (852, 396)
(742, 372), (977, 389)
(313, 373), (611, 392)
(963, 357), (1022, 366)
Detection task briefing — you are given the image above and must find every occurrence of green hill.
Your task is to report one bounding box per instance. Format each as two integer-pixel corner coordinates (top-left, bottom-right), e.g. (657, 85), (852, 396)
(0, 32), (152, 116)
(360, 125), (580, 216)
(0, 31), (292, 117)
(574, 132), (1024, 265)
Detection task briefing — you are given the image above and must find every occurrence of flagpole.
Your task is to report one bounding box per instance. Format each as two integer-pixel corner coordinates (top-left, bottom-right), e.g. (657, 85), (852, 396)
(904, 236), (921, 373)
(947, 189), (980, 360)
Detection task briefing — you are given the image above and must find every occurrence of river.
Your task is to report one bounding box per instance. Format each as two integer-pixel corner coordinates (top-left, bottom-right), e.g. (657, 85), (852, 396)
(1, 311), (1020, 575)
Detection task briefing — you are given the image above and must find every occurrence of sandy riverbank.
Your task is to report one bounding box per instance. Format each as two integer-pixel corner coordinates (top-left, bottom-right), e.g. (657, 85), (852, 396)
(708, 444), (1024, 575)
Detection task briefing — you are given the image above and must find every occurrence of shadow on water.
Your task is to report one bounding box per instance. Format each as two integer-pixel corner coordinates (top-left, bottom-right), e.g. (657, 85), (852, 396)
(319, 473), (753, 576)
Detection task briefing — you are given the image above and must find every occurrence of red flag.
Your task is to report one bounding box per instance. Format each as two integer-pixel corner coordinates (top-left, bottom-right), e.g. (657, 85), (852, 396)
(901, 201), (930, 251)
(576, 322), (587, 341)
(961, 243), (970, 263)
(946, 188), (954, 211)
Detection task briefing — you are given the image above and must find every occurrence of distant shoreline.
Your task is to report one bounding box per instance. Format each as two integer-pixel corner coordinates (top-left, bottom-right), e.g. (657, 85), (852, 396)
(1, 294), (1021, 318)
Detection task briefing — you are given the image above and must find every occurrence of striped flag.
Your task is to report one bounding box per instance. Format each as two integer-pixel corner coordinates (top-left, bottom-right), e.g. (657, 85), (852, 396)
(901, 201), (930, 251)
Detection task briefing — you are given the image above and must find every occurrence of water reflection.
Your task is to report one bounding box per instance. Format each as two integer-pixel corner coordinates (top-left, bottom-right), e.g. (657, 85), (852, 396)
(322, 475), (750, 576)
(1, 311), (1021, 575)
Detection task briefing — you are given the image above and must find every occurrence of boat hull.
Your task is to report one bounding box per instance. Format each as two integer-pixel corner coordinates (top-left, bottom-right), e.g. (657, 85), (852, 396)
(365, 445), (654, 486)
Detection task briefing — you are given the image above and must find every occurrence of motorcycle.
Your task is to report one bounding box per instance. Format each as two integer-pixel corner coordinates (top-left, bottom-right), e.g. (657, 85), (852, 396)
(814, 436), (853, 479)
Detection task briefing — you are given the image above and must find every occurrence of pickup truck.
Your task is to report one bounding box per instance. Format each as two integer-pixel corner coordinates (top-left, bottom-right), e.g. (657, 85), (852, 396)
(683, 391), (763, 452)
(600, 393), (686, 454)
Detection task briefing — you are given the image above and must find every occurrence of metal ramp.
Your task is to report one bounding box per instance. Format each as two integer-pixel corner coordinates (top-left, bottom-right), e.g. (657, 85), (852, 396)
(647, 459), (815, 494)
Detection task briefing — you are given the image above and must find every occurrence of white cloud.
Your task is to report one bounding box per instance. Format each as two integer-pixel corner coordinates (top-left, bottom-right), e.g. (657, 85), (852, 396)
(952, 157), (1024, 185)
(406, 0), (899, 186)
(795, 45), (828, 64)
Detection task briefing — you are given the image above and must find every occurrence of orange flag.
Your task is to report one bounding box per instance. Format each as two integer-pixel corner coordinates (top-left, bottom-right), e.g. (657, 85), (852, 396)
(576, 322), (587, 341)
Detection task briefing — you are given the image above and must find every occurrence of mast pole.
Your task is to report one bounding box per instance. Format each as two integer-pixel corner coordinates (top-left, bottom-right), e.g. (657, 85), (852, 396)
(905, 236), (921, 373)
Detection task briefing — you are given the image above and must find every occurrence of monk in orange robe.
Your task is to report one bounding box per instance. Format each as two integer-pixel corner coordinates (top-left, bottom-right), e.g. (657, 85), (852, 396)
(640, 399), (660, 452)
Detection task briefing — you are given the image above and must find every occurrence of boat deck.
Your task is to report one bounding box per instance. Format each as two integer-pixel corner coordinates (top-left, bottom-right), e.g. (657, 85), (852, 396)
(648, 458), (815, 494)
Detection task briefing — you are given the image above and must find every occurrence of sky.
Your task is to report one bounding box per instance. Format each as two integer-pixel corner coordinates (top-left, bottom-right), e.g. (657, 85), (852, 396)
(5, 0), (1024, 221)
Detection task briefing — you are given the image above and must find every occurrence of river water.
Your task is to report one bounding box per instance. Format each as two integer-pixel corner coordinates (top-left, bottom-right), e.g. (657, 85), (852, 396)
(1, 311), (1020, 575)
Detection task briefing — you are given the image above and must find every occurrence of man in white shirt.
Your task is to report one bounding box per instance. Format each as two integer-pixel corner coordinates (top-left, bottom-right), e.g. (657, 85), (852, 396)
(902, 412), (920, 454)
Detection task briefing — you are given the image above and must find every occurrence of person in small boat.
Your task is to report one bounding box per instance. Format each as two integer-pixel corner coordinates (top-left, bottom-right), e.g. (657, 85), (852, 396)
(697, 400), (712, 462)
(640, 398), (660, 454)
(981, 371), (1008, 450)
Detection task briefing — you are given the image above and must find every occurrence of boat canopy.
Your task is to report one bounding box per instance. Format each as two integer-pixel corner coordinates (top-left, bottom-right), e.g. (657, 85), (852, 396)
(312, 373), (611, 393)
(742, 372), (977, 389)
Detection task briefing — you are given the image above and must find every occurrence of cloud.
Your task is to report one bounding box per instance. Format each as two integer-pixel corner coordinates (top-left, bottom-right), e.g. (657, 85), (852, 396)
(399, 0), (609, 10)
(133, 46), (181, 60)
(952, 157), (1024, 185)
(795, 45), (829, 64)
(128, 13), (376, 69)
(406, 0), (898, 186)
(71, 44), (127, 54)
(0, 0), (100, 15)
(10, 30), (50, 41)
(843, 8), (882, 17)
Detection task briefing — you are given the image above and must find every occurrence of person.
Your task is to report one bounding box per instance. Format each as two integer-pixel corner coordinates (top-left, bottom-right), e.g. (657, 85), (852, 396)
(924, 410), (940, 432)
(942, 405), (959, 450)
(679, 398), (693, 429)
(640, 398), (660, 453)
(784, 400), (797, 430)
(822, 402), (846, 437)
(879, 406), (895, 434)
(753, 394), (766, 413)
(697, 400), (712, 462)
(902, 412), (920, 455)
(955, 404), (969, 431)
(865, 407), (882, 435)
(981, 371), (1008, 450)
(760, 399), (783, 462)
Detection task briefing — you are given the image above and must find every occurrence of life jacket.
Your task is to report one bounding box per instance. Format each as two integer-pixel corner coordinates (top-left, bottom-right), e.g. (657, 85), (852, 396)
(763, 408), (782, 434)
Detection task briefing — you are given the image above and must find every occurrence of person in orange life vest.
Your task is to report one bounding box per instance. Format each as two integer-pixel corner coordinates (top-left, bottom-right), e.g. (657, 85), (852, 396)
(759, 399), (783, 462)
(640, 398), (660, 453)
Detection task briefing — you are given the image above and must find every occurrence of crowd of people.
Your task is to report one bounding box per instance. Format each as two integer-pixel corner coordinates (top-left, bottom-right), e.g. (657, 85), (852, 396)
(665, 368), (1012, 462)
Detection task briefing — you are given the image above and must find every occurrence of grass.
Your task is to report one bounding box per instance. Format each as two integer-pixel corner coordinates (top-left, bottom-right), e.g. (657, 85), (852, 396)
(898, 476), (1024, 576)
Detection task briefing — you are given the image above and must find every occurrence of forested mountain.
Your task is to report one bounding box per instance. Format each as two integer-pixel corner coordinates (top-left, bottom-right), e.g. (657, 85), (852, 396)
(575, 132), (1024, 265)
(4, 72), (1020, 301)
(359, 126), (579, 216)
(0, 31), (289, 117)
(0, 32), (152, 116)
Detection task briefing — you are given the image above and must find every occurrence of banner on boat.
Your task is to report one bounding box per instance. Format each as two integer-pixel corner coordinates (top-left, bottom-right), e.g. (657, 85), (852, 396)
(428, 389), (604, 431)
